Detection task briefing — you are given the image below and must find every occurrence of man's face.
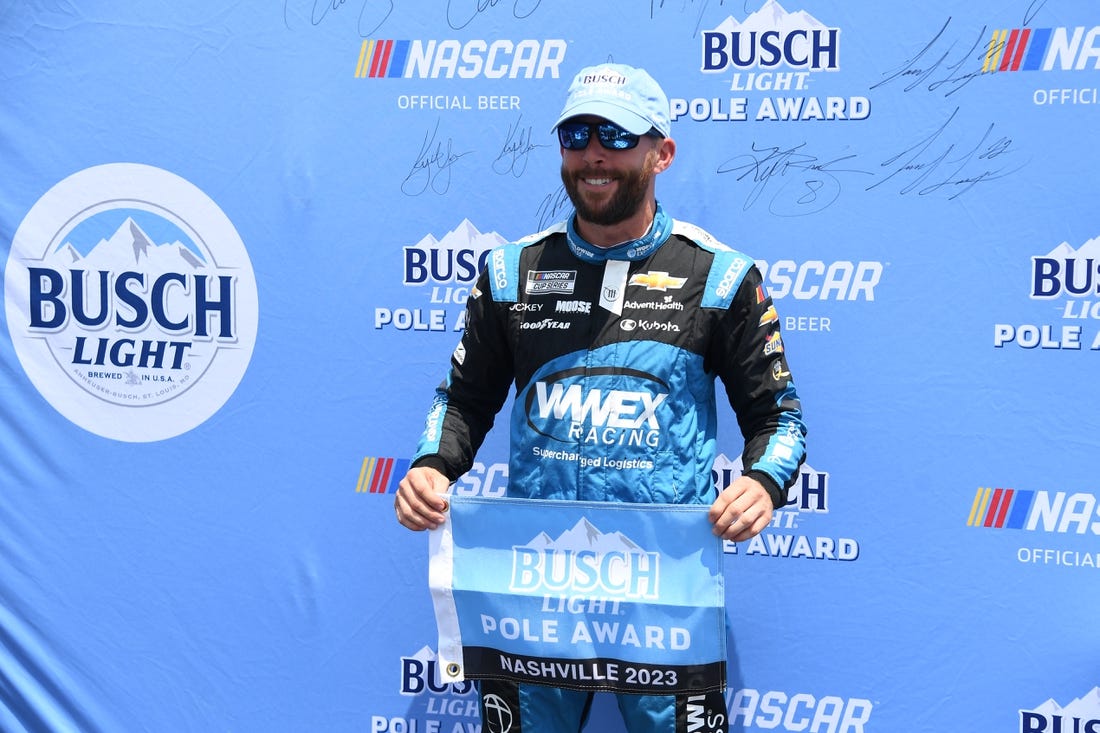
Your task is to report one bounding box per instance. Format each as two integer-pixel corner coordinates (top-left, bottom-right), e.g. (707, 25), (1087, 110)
(558, 117), (662, 227)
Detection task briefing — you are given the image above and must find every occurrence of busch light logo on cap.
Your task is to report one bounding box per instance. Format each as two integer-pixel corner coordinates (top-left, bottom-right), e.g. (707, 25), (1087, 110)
(4, 163), (259, 442)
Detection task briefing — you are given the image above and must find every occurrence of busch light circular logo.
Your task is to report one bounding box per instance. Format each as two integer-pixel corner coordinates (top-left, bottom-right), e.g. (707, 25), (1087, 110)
(4, 163), (258, 442)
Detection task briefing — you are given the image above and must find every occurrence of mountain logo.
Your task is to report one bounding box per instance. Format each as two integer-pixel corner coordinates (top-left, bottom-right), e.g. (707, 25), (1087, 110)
(1020, 686), (1100, 732)
(4, 163), (258, 442)
(509, 518), (661, 599)
(702, 0), (840, 74)
(1030, 235), (1100, 300)
(403, 219), (508, 286)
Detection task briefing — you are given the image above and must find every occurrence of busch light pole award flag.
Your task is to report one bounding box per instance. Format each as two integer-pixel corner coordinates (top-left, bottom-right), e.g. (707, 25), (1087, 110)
(429, 495), (726, 694)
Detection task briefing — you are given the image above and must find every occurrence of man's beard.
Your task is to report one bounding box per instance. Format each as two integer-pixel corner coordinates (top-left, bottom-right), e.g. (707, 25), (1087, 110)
(561, 159), (653, 227)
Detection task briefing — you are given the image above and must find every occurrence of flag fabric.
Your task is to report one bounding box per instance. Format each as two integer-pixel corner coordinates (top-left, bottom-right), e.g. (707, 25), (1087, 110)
(429, 495), (726, 694)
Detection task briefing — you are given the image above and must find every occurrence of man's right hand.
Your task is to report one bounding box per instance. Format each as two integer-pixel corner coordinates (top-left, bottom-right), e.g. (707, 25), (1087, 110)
(394, 465), (451, 531)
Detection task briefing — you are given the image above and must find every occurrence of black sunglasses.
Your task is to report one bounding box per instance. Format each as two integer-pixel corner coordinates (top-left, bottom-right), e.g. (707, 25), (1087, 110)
(557, 121), (655, 151)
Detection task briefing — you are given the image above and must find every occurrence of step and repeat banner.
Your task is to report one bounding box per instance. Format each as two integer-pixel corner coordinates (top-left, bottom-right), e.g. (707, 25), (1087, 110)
(2, 1), (1098, 731)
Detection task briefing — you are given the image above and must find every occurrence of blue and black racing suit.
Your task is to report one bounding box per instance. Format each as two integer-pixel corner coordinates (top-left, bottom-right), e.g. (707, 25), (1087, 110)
(412, 204), (807, 733)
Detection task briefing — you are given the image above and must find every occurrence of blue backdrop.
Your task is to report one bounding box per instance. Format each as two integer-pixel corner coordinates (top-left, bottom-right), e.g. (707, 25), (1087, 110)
(2, 2), (1098, 731)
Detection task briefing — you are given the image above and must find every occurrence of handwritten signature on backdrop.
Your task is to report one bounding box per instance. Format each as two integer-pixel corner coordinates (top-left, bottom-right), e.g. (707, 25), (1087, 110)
(283, 0), (542, 36)
(283, 0), (783, 37)
(284, 3), (1043, 218)
(718, 107), (1023, 216)
(398, 103), (1024, 218)
(400, 116), (546, 196)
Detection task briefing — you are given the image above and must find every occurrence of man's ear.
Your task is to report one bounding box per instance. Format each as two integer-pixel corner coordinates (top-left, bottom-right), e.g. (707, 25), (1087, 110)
(653, 137), (676, 174)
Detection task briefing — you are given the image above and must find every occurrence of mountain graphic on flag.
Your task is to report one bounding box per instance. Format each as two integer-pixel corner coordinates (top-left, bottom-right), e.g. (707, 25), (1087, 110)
(523, 518), (643, 554)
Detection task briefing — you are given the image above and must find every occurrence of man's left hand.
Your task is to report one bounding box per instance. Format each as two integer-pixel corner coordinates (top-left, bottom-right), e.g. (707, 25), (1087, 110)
(708, 475), (773, 542)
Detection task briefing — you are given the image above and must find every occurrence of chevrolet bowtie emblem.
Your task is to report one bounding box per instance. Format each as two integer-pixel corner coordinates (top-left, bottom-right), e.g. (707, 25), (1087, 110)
(628, 271), (687, 291)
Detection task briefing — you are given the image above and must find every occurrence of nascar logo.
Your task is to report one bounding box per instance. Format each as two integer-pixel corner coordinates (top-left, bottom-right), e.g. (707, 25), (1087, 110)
(354, 39), (566, 79)
(983, 26), (1100, 72)
(356, 457), (410, 493)
(968, 487), (1100, 535)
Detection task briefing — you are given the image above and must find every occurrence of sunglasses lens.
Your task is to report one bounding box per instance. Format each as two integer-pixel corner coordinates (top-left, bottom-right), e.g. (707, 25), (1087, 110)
(597, 124), (640, 150)
(557, 122), (642, 150)
(557, 123), (590, 150)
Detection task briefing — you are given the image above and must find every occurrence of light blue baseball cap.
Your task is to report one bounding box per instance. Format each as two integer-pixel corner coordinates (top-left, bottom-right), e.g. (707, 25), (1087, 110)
(552, 63), (671, 138)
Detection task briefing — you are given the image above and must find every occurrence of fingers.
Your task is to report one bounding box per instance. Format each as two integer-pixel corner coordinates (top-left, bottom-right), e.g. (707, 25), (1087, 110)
(394, 467), (451, 531)
(717, 505), (772, 543)
(709, 477), (773, 542)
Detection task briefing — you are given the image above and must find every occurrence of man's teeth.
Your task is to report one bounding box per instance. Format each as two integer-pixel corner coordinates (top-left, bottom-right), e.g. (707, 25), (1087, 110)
(585, 177), (611, 185)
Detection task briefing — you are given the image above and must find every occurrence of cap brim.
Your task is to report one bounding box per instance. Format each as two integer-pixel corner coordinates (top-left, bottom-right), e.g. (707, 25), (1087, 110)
(551, 100), (654, 136)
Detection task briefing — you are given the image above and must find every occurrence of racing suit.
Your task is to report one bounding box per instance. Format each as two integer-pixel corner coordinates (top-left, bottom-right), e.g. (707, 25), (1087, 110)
(412, 204), (807, 733)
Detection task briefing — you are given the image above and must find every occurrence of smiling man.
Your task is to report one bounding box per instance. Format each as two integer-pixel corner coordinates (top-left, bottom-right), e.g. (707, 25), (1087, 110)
(395, 63), (807, 733)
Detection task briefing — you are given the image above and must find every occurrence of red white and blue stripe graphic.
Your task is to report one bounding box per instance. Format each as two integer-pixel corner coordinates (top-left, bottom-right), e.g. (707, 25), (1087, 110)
(982, 28), (1053, 72)
(967, 487), (1035, 529)
(355, 40), (411, 78)
(357, 456), (410, 493)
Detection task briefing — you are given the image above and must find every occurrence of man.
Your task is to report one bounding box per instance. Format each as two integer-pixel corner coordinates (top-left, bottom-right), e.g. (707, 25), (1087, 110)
(395, 63), (806, 733)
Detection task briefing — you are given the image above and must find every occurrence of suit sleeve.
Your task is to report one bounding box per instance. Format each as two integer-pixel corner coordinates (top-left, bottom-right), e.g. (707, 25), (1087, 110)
(707, 265), (807, 508)
(410, 268), (515, 481)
